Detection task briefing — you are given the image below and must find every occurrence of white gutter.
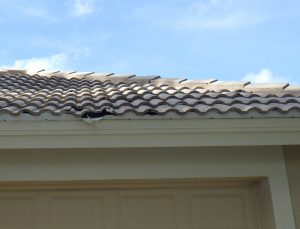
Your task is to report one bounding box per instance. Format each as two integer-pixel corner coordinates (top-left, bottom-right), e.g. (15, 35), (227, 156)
(0, 118), (299, 148)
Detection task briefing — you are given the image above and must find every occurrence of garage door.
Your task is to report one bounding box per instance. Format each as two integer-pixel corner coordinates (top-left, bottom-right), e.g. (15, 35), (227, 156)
(0, 183), (262, 229)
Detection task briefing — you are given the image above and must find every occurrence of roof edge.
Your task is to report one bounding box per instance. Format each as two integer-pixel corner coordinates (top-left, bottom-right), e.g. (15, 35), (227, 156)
(0, 68), (298, 95)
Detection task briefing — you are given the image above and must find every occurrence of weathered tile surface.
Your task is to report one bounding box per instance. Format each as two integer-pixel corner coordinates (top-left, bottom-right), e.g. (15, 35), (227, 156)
(0, 70), (299, 117)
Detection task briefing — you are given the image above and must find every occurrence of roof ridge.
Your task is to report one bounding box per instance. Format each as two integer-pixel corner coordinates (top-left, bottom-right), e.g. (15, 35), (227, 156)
(0, 68), (298, 95)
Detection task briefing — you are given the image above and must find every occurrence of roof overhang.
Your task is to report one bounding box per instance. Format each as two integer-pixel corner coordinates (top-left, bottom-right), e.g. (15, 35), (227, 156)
(0, 117), (299, 149)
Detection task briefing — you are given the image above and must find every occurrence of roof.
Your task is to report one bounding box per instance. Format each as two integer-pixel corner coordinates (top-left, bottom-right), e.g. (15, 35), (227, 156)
(0, 69), (300, 120)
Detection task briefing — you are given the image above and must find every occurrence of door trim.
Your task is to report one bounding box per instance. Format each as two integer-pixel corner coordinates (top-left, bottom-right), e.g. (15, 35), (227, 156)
(0, 177), (263, 190)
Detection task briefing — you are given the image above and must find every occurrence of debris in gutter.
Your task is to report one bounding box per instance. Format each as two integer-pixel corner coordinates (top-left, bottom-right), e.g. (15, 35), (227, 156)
(81, 108), (115, 123)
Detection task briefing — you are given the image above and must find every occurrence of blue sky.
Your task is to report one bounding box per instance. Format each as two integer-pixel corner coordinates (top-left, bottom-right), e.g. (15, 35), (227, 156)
(0, 0), (300, 84)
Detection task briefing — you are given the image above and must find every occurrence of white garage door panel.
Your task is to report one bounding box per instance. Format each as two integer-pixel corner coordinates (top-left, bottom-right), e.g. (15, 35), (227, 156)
(47, 192), (106, 229)
(188, 188), (258, 229)
(117, 191), (177, 229)
(0, 186), (261, 229)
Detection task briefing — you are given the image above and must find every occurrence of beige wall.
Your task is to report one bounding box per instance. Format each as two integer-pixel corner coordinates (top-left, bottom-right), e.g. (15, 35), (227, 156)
(284, 146), (300, 229)
(0, 146), (288, 181)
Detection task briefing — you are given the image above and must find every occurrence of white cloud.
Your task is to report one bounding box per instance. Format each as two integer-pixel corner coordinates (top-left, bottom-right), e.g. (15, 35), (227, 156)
(68, 0), (100, 17)
(0, 1), (57, 21)
(134, 0), (266, 30)
(22, 7), (57, 21)
(242, 69), (287, 83)
(3, 54), (68, 73)
(178, 11), (251, 30)
(70, 46), (91, 60)
(177, 0), (265, 30)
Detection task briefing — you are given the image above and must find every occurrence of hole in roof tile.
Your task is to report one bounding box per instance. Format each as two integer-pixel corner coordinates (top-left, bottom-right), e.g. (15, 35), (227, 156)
(22, 110), (32, 115)
(81, 109), (115, 119)
(145, 109), (159, 116)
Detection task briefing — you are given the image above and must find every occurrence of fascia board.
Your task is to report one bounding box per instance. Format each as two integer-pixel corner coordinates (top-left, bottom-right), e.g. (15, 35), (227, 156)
(0, 118), (299, 148)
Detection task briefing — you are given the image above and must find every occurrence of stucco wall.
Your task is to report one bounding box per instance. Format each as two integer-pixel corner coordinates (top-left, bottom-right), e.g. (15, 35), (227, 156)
(0, 146), (287, 181)
(285, 146), (300, 229)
